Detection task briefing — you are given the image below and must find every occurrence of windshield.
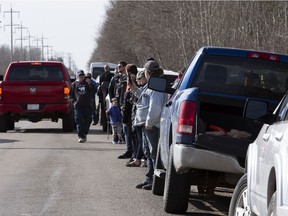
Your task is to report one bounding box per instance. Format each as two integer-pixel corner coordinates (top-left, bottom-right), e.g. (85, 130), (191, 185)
(193, 55), (288, 100)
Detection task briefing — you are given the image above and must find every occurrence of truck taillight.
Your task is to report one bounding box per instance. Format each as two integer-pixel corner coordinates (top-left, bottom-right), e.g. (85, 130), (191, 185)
(177, 101), (196, 134)
(64, 87), (69, 95)
(248, 52), (280, 61)
(0, 87), (2, 99)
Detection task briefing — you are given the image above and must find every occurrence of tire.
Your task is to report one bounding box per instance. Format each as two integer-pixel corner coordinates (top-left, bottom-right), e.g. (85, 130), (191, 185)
(7, 119), (15, 130)
(152, 144), (165, 196)
(62, 110), (74, 132)
(163, 146), (191, 214)
(0, 115), (8, 132)
(267, 191), (277, 216)
(228, 174), (255, 216)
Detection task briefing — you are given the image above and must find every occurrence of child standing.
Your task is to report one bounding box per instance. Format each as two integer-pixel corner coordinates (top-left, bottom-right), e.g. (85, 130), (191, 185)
(106, 98), (124, 144)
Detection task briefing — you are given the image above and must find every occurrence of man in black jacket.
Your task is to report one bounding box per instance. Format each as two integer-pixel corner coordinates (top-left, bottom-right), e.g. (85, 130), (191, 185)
(69, 69), (93, 143)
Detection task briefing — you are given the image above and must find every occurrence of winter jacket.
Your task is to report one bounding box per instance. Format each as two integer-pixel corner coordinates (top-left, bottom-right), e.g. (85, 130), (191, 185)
(107, 105), (122, 125)
(133, 84), (167, 128)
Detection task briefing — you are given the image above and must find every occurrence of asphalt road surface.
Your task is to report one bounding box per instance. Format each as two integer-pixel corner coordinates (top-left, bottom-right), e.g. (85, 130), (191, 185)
(0, 121), (232, 216)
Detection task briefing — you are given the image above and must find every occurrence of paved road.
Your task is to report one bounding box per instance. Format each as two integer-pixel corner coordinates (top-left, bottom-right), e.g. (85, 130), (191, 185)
(0, 121), (232, 216)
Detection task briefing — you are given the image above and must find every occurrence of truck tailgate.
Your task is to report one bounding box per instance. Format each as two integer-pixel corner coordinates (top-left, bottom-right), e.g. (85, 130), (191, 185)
(1, 81), (66, 104)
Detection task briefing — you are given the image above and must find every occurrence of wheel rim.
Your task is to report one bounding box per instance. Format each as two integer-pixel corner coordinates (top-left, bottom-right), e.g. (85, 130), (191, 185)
(235, 188), (251, 216)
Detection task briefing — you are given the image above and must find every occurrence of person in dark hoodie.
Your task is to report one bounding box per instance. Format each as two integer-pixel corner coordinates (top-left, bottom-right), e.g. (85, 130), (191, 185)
(69, 69), (93, 143)
(118, 64), (138, 159)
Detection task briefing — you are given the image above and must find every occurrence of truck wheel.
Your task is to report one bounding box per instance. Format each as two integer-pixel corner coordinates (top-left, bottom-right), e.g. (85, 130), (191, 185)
(152, 144), (165, 196)
(267, 191), (277, 216)
(62, 110), (74, 132)
(228, 174), (255, 216)
(7, 119), (15, 130)
(0, 115), (8, 132)
(163, 146), (191, 214)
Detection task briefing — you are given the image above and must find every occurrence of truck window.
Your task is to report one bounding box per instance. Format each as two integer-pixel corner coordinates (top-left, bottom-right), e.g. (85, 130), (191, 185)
(7, 65), (64, 81)
(193, 55), (288, 100)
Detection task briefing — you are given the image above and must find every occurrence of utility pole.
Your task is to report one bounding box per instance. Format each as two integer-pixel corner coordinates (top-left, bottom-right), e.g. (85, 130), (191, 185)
(41, 34), (48, 60)
(4, 6), (20, 62)
(24, 32), (35, 60)
(0, 4), (2, 27)
(15, 23), (28, 60)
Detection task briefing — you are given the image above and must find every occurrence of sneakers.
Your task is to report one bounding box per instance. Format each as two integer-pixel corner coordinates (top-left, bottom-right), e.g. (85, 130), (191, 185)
(78, 135), (86, 143)
(112, 141), (117, 144)
(135, 182), (152, 190)
(118, 151), (132, 159)
(142, 183), (152, 190)
(126, 159), (141, 167)
(117, 140), (125, 144)
(78, 138), (85, 143)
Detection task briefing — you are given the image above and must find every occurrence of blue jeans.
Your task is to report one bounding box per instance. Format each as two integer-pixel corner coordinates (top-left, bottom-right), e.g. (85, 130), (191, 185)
(122, 123), (133, 153)
(134, 125), (145, 160)
(91, 99), (99, 124)
(143, 126), (160, 183)
(74, 106), (92, 139)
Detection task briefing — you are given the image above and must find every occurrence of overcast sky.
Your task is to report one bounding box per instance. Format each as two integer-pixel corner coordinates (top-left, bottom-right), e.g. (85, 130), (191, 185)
(0, 0), (108, 72)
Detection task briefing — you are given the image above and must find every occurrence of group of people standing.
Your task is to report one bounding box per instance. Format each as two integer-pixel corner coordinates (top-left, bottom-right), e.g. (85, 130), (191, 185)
(69, 59), (167, 190)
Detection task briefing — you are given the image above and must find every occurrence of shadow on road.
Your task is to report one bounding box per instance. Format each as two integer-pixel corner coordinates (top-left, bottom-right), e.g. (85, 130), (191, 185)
(0, 138), (19, 144)
(185, 189), (231, 216)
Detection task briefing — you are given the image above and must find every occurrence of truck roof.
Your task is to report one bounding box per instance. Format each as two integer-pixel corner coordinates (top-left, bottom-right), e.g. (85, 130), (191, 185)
(201, 46), (288, 62)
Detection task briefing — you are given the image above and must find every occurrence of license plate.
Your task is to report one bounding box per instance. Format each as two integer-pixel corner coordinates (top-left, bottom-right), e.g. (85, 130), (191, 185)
(27, 104), (39, 110)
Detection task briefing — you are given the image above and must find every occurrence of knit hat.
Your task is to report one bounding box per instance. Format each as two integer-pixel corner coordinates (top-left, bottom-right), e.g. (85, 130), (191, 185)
(144, 60), (160, 71)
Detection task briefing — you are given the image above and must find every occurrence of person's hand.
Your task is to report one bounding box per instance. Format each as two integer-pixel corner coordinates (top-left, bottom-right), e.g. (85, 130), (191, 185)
(145, 124), (153, 130)
(127, 81), (136, 91)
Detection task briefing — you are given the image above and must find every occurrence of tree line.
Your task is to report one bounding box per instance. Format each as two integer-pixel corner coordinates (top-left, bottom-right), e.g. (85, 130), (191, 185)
(89, 1), (288, 71)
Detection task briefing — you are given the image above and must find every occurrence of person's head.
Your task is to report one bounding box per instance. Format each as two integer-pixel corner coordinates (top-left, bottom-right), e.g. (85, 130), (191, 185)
(85, 73), (92, 83)
(111, 97), (118, 106)
(117, 61), (127, 74)
(76, 69), (85, 81)
(104, 65), (110, 72)
(136, 70), (147, 86)
(126, 64), (138, 82)
(143, 59), (163, 80)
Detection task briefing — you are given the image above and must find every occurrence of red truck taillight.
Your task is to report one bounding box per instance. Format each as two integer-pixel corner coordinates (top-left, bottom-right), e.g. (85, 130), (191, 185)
(0, 87), (2, 99)
(63, 82), (70, 99)
(177, 101), (196, 135)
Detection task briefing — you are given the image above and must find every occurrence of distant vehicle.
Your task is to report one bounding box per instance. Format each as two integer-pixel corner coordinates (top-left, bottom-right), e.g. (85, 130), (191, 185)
(148, 47), (288, 214)
(89, 62), (117, 80)
(229, 96), (288, 216)
(0, 61), (74, 132)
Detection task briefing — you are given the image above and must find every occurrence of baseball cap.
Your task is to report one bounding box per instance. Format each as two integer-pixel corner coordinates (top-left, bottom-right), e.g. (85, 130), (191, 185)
(144, 60), (160, 71)
(77, 69), (85, 76)
(136, 70), (145, 80)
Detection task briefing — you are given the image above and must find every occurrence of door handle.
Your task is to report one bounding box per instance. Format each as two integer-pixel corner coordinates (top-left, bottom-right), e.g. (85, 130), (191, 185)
(263, 133), (270, 141)
(275, 132), (283, 141)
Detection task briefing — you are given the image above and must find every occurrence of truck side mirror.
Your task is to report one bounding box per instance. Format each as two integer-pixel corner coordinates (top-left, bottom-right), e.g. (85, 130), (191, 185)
(148, 76), (175, 94)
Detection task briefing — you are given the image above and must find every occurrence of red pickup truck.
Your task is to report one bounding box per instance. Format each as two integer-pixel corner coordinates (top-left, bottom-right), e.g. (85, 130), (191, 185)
(0, 61), (74, 132)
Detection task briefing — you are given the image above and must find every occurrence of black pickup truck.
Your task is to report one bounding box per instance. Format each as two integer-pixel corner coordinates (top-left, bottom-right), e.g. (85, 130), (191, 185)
(148, 47), (288, 214)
